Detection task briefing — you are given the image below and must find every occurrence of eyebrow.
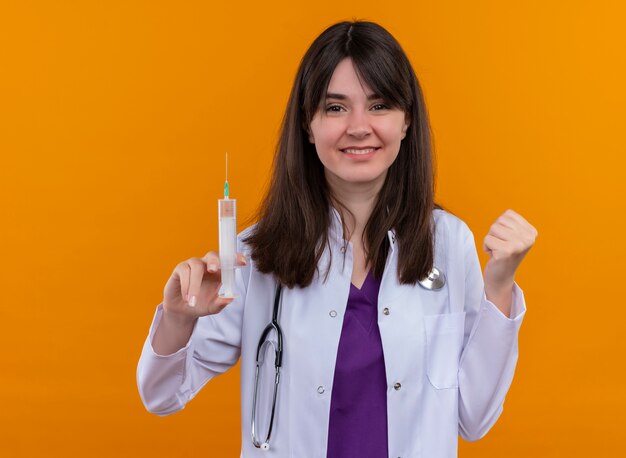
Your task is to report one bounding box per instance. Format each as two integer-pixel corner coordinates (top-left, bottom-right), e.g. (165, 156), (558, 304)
(325, 92), (383, 101)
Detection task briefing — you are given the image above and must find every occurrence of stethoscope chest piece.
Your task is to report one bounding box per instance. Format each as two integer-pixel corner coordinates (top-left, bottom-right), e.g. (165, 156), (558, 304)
(418, 266), (446, 290)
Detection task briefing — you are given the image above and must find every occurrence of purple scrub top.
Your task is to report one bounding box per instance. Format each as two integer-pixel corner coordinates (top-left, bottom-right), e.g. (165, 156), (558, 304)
(327, 270), (389, 458)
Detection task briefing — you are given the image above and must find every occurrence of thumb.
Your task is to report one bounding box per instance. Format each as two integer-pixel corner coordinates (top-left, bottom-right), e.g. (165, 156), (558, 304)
(483, 238), (492, 255)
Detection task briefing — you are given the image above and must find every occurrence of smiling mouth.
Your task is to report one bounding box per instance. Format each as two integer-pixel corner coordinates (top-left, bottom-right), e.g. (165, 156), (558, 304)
(340, 147), (380, 155)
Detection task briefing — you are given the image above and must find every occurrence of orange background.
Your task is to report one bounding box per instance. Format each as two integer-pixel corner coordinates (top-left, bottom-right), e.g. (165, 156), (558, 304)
(1, 1), (625, 456)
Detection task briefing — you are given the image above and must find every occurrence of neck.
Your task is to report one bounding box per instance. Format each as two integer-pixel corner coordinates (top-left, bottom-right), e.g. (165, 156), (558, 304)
(326, 173), (385, 241)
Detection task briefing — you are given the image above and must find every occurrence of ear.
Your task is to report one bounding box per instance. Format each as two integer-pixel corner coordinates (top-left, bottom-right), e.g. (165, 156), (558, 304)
(401, 115), (411, 140)
(302, 122), (315, 144)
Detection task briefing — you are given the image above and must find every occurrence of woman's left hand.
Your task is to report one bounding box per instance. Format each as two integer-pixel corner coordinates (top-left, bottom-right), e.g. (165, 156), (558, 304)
(482, 209), (538, 301)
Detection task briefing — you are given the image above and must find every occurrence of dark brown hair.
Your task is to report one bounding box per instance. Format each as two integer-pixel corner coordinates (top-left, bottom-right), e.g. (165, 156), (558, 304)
(244, 20), (445, 288)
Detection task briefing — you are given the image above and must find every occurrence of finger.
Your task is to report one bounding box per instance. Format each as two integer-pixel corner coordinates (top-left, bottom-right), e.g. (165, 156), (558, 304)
(187, 258), (206, 306)
(483, 234), (507, 255)
(214, 296), (235, 307)
(496, 212), (519, 230)
(503, 209), (528, 226)
(501, 216), (538, 246)
(174, 262), (192, 302)
(488, 222), (516, 242)
(502, 209), (536, 235)
(202, 251), (220, 273)
(207, 295), (237, 315)
(236, 252), (248, 267)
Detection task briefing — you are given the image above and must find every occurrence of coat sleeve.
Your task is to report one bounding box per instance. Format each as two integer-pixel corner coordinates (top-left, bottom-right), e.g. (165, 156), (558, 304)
(457, 223), (526, 441)
(136, 248), (250, 416)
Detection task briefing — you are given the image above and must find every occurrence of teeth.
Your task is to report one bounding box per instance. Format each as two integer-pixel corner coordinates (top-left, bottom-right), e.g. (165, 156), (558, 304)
(343, 148), (376, 155)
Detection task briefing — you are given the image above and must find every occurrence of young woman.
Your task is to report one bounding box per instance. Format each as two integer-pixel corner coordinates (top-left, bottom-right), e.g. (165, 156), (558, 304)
(137, 20), (537, 457)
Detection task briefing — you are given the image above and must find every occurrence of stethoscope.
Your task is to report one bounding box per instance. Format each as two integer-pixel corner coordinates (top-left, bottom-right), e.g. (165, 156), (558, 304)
(251, 266), (445, 451)
(251, 283), (283, 450)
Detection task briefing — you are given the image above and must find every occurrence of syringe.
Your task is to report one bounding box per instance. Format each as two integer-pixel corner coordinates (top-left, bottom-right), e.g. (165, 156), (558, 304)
(218, 152), (237, 298)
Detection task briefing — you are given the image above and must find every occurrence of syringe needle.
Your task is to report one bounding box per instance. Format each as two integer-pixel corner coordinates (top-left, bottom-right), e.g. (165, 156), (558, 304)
(224, 151), (230, 198)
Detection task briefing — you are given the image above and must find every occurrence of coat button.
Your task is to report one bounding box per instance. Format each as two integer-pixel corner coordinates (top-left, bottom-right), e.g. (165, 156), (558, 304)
(329, 310), (337, 318)
(393, 382), (402, 391)
(383, 308), (390, 315)
(340, 245), (346, 253)
(317, 386), (325, 394)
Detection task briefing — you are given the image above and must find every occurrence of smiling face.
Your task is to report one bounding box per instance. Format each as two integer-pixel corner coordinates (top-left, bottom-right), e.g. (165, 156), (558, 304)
(308, 58), (410, 194)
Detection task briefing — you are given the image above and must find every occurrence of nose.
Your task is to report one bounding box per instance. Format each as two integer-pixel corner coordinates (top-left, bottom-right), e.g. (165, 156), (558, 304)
(346, 110), (371, 139)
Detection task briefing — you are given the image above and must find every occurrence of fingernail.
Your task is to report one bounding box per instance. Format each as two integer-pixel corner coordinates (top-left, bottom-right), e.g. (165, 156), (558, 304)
(208, 264), (217, 273)
(188, 295), (197, 307)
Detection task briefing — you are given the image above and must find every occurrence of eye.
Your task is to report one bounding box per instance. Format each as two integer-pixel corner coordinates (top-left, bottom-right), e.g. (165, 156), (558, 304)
(325, 104), (344, 113)
(371, 103), (389, 111)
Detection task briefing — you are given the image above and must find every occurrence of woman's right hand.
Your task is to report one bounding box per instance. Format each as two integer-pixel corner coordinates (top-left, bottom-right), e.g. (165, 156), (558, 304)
(162, 251), (247, 322)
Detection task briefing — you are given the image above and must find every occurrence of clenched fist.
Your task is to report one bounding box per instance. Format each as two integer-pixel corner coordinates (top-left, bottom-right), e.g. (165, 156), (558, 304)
(482, 209), (538, 315)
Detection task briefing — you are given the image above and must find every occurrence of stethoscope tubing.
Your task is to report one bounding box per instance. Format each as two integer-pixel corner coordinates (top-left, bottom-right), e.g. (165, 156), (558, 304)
(252, 284), (283, 449)
(251, 266), (444, 450)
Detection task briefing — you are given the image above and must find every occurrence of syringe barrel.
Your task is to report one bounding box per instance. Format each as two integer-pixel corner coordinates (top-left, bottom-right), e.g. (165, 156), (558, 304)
(219, 198), (236, 219)
(218, 198), (237, 271)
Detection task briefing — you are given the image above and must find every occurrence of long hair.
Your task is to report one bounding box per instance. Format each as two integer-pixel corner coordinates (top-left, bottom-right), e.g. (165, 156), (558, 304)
(244, 20), (444, 288)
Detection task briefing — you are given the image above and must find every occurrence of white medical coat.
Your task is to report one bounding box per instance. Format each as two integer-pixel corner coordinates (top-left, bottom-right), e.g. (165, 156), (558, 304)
(137, 208), (526, 457)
